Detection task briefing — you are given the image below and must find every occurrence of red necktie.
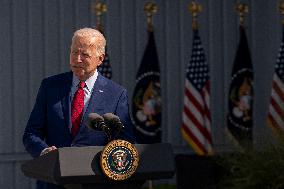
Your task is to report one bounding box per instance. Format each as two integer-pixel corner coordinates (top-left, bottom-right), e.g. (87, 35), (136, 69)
(71, 81), (86, 137)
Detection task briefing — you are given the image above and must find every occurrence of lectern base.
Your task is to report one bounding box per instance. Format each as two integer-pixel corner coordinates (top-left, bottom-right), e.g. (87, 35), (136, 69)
(64, 181), (145, 189)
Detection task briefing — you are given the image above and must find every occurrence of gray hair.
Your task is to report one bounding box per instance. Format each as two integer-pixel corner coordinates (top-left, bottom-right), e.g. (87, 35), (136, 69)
(72, 28), (106, 56)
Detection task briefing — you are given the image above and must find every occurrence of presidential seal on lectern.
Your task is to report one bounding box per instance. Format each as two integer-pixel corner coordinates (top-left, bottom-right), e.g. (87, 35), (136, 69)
(100, 139), (139, 181)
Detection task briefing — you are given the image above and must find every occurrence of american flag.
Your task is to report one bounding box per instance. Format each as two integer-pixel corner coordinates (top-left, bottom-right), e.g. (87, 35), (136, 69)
(98, 50), (112, 79)
(267, 30), (284, 135)
(181, 29), (213, 155)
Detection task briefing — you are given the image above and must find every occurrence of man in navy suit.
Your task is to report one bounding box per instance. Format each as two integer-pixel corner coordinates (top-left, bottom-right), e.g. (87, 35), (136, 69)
(23, 28), (135, 189)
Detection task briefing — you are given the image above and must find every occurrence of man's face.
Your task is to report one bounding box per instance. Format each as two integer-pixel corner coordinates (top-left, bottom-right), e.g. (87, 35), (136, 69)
(70, 37), (104, 81)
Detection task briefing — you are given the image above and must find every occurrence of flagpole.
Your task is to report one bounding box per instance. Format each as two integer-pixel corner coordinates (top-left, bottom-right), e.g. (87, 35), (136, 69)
(143, 3), (158, 189)
(235, 3), (248, 26)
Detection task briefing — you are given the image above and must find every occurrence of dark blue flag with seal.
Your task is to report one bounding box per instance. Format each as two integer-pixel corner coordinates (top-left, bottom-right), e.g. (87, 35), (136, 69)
(227, 26), (254, 149)
(131, 31), (162, 143)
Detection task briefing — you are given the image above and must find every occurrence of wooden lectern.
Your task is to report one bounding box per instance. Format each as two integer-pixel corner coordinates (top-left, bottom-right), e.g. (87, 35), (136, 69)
(21, 143), (175, 189)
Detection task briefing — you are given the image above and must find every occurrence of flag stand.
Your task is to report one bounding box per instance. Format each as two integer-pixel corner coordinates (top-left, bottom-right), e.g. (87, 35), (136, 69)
(148, 180), (153, 189)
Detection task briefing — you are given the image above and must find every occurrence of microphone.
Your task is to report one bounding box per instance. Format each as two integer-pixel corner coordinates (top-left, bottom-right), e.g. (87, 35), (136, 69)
(87, 113), (112, 142)
(102, 113), (124, 134)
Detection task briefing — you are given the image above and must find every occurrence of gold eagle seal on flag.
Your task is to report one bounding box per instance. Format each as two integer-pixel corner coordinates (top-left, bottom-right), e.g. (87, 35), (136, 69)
(229, 75), (253, 123)
(100, 139), (139, 181)
(132, 72), (162, 139)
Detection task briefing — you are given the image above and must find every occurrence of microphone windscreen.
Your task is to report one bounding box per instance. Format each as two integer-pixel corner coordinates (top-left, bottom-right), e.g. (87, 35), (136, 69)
(88, 113), (104, 121)
(87, 113), (104, 128)
(102, 113), (124, 129)
(102, 113), (120, 122)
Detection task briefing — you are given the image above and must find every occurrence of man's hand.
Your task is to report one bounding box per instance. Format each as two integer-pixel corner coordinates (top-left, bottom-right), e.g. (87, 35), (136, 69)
(40, 146), (57, 156)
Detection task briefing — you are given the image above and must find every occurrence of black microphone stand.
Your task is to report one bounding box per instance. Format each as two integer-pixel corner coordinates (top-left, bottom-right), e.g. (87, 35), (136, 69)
(104, 127), (112, 142)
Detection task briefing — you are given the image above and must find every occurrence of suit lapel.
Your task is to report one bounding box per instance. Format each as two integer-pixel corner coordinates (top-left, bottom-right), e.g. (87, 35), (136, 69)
(61, 72), (73, 131)
(82, 73), (107, 124)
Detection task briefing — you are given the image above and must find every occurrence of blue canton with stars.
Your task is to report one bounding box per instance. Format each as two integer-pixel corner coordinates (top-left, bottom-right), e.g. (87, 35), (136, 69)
(98, 52), (112, 79)
(275, 42), (284, 82)
(187, 30), (209, 91)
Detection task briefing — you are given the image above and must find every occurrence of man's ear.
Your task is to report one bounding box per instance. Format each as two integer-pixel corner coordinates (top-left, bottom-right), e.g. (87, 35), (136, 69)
(98, 54), (105, 66)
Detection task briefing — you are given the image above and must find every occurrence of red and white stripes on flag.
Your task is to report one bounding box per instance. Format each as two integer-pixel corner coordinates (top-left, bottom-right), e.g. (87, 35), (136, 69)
(181, 29), (213, 155)
(268, 38), (284, 135)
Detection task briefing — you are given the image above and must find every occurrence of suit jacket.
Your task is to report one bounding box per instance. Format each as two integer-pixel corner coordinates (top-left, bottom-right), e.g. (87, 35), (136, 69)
(23, 72), (135, 189)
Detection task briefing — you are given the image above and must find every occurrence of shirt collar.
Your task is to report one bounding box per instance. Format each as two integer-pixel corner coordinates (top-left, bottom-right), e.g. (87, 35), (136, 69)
(72, 70), (98, 92)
